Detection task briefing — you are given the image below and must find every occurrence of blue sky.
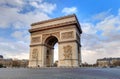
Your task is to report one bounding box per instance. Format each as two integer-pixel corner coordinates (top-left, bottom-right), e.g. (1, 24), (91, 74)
(0, 0), (120, 64)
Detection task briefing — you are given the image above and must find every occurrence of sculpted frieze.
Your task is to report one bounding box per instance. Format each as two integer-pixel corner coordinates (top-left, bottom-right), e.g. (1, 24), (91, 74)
(61, 31), (74, 40)
(63, 45), (72, 59)
(32, 48), (38, 59)
(31, 37), (41, 43)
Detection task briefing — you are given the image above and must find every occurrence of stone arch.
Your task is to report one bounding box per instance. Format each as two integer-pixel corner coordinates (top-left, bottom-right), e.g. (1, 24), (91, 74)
(29, 14), (82, 68)
(44, 36), (59, 67)
(42, 32), (60, 44)
(45, 36), (58, 47)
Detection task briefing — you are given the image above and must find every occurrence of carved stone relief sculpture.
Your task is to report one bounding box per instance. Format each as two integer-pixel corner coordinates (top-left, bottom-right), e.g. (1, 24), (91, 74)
(32, 48), (38, 59)
(31, 37), (41, 43)
(63, 45), (72, 59)
(29, 14), (82, 67)
(61, 31), (74, 39)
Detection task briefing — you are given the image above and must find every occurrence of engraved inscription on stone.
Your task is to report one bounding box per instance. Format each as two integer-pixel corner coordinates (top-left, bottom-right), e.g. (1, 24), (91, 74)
(31, 37), (41, 43)
(63, 45), (72, 59)
(32, 48), (38, 59)
(61, 31), (74, 39)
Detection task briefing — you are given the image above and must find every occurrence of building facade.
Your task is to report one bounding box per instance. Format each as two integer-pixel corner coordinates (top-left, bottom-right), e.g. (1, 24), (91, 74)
(0, 58), (28, 68)
(97, 58), (120, 67)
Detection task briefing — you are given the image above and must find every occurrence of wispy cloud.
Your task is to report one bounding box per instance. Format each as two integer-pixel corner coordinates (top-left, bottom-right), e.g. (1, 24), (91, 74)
(0, 0), (120, 64)
(30, 2), (56, 14)
(0, 0), (56, 29)
(62, 7), (77, 15)
(0, 0), (56, 59)
(0, 0), (24, 8)
(81, 9), (120, 64)
(92, 9), (112, 21)
(0, 41), (29, 59)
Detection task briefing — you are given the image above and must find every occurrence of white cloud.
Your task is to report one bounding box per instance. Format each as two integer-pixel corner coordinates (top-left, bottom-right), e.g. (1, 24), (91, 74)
(119, 8), (120, 15)
(0, 0), (56, 59)
(11, 31), (23, 39)
(82, 48), (120, 64)
(11, 30), (30, 43)
(0, 41), (29, 59)
(0, 0), (120, 64)
(96, 15), (120, 37)
(81, 23), (96, 34)
(0, 0), (24, 8)
(25, 0), (43, 3)
(81, 9), (120, 64)
(62, 7), (77, 14)
(92, 9), (112, 20)
(0, 0), (56, 28)
(6, 53), (29, 60)
(30, 2), (56, 14)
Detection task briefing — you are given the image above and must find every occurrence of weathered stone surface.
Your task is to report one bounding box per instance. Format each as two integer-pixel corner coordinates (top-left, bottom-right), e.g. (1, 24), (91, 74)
(28, 14), (82, 68)
(61, 31), (74, 40)
(31, 37), (41, 43)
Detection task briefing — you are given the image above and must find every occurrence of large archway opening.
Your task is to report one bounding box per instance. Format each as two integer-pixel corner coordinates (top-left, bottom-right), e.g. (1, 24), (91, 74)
(45, 36), (58, 67)
(54, 43), (58, 65)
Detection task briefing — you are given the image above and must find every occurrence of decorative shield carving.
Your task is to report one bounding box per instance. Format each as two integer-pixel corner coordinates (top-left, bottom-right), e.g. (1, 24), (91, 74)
(32, 48), (38, 59)
(63, 45), (72, 59)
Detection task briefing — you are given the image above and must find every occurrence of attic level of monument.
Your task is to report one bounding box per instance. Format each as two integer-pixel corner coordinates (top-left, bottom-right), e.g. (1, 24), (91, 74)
(29, 14), (82, 67)
(29, 14), (82, 34)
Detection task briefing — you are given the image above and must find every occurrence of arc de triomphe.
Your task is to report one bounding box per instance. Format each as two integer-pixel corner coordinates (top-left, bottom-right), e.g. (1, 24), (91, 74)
(28, 14), (82, 67)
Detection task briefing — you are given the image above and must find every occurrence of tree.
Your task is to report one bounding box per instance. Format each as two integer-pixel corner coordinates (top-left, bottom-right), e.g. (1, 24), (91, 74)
(12, 60), (20, 67)
(0, 64), (3, 68)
